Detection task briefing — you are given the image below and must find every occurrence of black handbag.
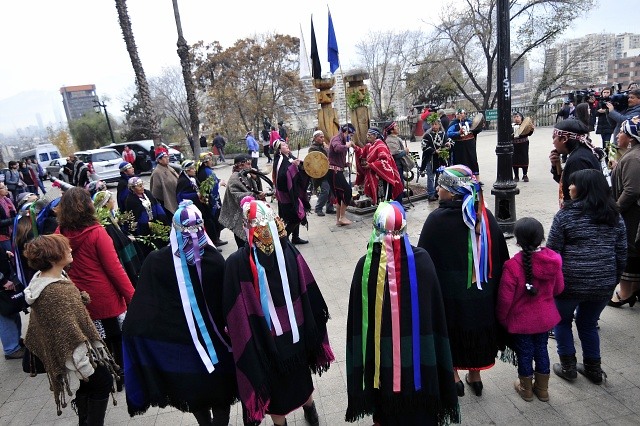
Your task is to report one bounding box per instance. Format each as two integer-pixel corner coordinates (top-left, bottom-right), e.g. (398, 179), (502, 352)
(0, 272), (28, 316)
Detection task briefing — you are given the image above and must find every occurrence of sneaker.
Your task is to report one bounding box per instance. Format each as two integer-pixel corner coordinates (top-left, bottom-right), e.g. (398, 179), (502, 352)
(326, 209), (336, 214)
(522, 175), (529, 182)
(4, 348), (25, 360)
(315, 211), (325, 216)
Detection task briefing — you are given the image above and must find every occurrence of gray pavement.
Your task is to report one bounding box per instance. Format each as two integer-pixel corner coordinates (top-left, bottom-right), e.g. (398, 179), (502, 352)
(2, 127), (639, 425)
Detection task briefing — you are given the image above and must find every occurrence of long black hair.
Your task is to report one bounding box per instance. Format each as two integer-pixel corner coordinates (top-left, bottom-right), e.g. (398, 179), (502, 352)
(514, 217), (544, 296)
(574, 103), (591, 129)
(568, 169), (618, 226)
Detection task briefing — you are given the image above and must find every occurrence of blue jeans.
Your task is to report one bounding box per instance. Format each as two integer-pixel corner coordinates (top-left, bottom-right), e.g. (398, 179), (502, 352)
(0, 312), (22, 356)
(37, 179), (47, 194)
(315, 180), (331, 213)
(424, 159), (435, 196)
(554, 298), (609, 359)
(512, 333), (550, 376)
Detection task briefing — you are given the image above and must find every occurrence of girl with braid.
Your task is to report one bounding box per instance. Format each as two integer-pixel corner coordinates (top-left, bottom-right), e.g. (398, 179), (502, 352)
(496, 218), (564, 402)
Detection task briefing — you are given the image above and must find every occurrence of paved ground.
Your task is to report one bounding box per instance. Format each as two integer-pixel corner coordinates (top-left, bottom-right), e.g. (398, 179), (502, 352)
(2, 127), (639, 425)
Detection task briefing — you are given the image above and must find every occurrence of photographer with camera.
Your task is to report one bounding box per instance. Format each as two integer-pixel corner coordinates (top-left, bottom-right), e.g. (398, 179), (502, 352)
(596, 88), (614, 149)
(606, 89), (640, 139)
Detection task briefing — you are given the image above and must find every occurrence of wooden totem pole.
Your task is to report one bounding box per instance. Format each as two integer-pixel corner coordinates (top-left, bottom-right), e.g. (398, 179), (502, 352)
(313, 77), (340, 141)
(344, 70), (371, 148)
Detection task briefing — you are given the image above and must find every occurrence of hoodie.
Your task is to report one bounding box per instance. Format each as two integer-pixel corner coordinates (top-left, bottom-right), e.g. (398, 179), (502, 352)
(58, 223), (134, 320)
(496, 247), (565, 334)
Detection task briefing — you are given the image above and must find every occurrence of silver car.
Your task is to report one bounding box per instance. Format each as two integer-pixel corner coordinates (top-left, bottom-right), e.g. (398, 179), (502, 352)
(45, 158), (69, 182)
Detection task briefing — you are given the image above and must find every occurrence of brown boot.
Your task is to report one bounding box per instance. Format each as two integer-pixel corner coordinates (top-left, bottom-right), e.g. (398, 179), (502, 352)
(514, 376), (534, 401)
(533, 372), (550, 402)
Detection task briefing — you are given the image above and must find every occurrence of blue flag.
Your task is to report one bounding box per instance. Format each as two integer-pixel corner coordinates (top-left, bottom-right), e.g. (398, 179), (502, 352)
(327, 9), (339, 74)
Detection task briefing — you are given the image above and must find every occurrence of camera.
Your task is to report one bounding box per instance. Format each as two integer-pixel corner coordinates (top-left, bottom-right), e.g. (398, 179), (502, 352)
(610, 92), (629, 111)
(567, 89), (596, 105)
(607, 83), (630, 111)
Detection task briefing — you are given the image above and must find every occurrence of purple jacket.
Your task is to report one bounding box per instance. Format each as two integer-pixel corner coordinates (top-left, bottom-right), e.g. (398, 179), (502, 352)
(328, 133), (349, 168)
(496, 247), (564, 334)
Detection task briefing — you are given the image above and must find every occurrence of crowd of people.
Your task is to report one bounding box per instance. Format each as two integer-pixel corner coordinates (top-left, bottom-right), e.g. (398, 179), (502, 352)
(0, 102), (638, 426)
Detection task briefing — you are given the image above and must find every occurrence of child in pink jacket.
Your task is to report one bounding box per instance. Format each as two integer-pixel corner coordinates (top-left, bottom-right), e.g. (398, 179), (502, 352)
(497, 217), (564, 403)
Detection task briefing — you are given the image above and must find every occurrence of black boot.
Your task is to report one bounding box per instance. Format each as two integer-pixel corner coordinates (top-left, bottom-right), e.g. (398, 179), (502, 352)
(86, 397), (109, 426)
(553, 354), (577, 381)
(211, 406), (231, 426)
(72, 393), (89, 426)
(303, 401), (319, 426)
(193, 408), (213, 425)
(577, 358), (607, 384)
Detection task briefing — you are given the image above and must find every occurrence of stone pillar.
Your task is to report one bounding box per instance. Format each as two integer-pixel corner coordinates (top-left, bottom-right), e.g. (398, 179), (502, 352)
(344, 70), (370, 148)
(313, 77), (340, 142)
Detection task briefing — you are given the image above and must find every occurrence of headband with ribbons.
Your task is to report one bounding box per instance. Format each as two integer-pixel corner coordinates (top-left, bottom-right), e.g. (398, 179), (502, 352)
(439, 165), (493, 290)
(170, 200), (230, 373)
(360, 201), (422, 392)
(242, 197), (299, 344)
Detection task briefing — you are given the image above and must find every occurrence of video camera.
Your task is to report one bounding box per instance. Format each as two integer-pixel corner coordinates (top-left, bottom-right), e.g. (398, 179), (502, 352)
(593, 84), (629, 111)
(567, 89), (596, 106)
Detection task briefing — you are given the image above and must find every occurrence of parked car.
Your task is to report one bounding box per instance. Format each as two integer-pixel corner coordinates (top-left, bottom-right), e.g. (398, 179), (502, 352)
(45, 158), (69, 182)
(106, 140), (183, 173)
(74, 148), (122, 183)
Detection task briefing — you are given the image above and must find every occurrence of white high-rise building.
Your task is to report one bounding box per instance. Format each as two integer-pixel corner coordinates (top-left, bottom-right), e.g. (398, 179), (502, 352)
(551, 32), (640, 87)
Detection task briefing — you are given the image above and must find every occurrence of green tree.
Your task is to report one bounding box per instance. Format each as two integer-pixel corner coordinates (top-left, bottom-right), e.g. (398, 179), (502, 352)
(114, 0), (162, 147)
(172, 0), (200, 158)
(69, 112), (119, 150)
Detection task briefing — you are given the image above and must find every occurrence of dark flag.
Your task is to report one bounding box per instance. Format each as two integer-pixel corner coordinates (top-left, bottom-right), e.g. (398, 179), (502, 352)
(327, 9), (339, 74)
(310, 16), (322, 79)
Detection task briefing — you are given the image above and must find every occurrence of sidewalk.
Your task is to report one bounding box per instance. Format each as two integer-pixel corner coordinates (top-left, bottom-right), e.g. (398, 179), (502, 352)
(1, 127), (639, 425)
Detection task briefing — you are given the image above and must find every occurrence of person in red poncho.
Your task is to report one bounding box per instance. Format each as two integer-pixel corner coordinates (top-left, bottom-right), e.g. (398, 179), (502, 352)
(354, 127), (403, 205)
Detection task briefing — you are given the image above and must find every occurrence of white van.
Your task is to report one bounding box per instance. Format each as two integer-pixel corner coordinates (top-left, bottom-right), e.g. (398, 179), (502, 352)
(20, 143), (62, 170)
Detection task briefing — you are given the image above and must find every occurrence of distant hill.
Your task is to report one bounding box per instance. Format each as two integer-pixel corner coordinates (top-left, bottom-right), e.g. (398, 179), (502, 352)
(0, 90), (66, 135)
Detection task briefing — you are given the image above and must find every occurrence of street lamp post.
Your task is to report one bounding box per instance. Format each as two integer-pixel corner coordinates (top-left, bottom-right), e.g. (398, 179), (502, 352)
(490, 0), (519, 235)
(93, 98), (116, 145)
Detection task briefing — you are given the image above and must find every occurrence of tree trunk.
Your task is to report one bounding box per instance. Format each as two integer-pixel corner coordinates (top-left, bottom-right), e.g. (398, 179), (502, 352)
(172, 0), (200, 159)
(114, 0), (162, 147)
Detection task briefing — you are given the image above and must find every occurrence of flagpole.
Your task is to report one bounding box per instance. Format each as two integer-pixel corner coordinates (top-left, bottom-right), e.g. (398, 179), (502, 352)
(327, 5), (349, 126)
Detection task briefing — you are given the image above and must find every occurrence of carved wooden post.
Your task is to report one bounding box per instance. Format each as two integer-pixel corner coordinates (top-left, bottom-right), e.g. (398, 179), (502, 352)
(313, 77), (340, 142)
(344, 70), (370, 148)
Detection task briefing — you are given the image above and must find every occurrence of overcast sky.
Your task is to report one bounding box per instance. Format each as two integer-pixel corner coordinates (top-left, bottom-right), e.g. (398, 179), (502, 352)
(0, 0), (636, 133)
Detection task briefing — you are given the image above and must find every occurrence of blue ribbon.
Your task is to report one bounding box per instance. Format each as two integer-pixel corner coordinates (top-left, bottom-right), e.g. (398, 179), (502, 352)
(403, 234), (421, 391)
(175, 230), (218, 365)
(252, 247), (272, 329)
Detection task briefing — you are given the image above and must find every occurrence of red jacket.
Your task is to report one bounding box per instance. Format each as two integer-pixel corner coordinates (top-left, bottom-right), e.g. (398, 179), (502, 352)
(58, 224), (135, 320)
(496, 247), (564, 335)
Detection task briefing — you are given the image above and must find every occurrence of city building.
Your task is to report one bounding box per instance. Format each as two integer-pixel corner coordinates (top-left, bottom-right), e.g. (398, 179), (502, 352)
(60, 84), (96, 122)
(549, 32), (640, 88)
(607, 55), (640, 88)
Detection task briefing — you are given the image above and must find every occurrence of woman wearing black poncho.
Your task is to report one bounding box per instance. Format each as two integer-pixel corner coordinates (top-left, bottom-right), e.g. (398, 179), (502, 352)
(223, 197), (334, 426)
(346, 201), (460, 426)
(418, 165), (509, 397)
(122, 200), (237, 425)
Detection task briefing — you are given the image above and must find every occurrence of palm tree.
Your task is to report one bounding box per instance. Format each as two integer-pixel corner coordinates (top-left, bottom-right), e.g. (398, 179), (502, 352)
(114, 0), (162, 147)
(172, 0), (200, 158)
